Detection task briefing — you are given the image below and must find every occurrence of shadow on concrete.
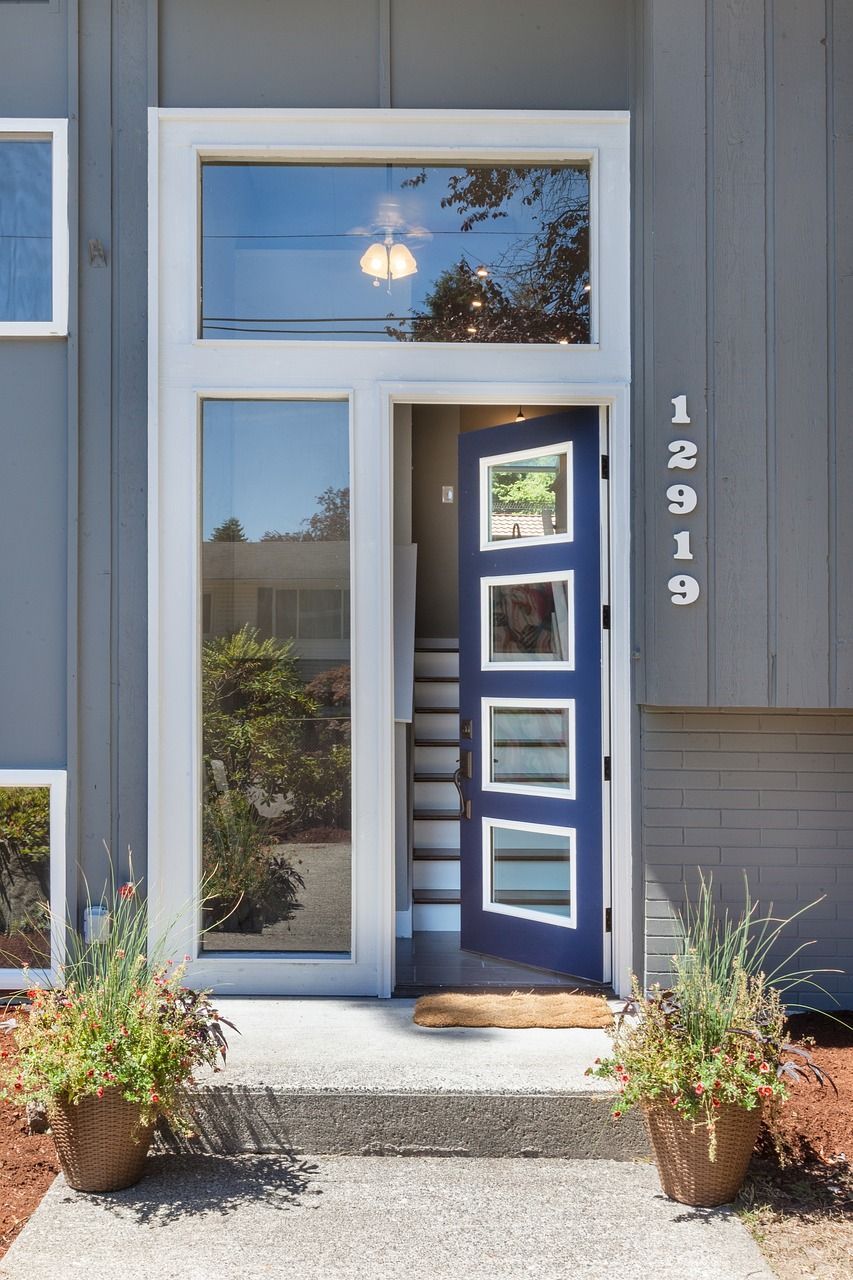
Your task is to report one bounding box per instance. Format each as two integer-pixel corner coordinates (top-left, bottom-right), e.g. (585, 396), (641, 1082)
(65, 1152), (320, 1226)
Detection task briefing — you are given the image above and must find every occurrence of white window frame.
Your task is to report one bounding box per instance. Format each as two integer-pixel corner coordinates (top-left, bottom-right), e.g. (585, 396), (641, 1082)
(0, 119), (68, 338)
(150, 108), (632, 997)
(482, 696), (576, 800)
(0, 768), (67, 989)
(480, 569), (575, 672)
(480, 441), (574, 550)
(482, 816), (577, 930)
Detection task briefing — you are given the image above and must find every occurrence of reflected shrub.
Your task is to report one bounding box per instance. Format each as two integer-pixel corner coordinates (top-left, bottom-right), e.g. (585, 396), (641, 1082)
(202, 791), (304, 934)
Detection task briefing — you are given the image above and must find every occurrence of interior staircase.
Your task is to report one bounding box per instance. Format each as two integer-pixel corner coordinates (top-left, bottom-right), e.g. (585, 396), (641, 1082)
(411, 642), (461, 931)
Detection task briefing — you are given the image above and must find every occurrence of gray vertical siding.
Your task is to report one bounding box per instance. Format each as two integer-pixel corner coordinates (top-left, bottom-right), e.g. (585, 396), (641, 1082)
(639, 0), (851, 708)
(0, 2), (69, 769)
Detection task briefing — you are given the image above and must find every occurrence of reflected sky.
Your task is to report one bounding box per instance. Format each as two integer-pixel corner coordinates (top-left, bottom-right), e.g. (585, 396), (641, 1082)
(202, 400), (349, 541)
(0, 140), (52, 321)
(201, 162), (590, 342)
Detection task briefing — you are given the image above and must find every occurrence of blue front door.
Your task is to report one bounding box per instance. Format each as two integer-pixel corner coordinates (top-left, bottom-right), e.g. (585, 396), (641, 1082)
(457, 409), (605, 980)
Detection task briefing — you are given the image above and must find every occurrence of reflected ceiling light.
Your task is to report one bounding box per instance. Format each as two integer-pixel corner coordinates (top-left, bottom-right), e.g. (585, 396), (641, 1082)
(515, 407), (526, 422)
(360, 236), (418, 289)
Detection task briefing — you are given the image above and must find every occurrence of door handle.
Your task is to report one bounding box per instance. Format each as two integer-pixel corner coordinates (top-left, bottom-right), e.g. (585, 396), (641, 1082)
(453, 758), (472, 821)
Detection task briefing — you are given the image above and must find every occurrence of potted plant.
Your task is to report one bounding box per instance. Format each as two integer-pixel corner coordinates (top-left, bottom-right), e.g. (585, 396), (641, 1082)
(588, 877), (836, 1207)
(0, 874), (236, 1193)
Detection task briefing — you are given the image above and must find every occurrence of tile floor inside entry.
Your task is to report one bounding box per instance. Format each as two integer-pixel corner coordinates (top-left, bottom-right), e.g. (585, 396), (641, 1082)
(394, 930), (609, 995)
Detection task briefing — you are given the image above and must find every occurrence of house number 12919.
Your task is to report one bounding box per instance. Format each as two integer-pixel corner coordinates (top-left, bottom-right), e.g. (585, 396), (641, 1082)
(667, 395), (700, 606)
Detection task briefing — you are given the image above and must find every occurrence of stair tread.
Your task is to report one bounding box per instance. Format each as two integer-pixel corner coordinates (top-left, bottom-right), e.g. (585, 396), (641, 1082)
(415, 645), (460, 654)
(414, 809), (461, 821)
(412, 888), (461, 905)
(412, 848), (461, 861)
(414, 676), (460, 683)
(415, 706), (459, 714)
(414, 772), (457, 783)
(414, 738), (461, 747)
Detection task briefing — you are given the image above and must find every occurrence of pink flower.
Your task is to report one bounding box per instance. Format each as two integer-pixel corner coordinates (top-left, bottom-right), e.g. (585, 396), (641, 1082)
(96, 1087), (105, 1099)
(119, 883), (135, 900)
(758, 1085), (773, 1099)
(612, 1110), (622, 1119)
(759, 1061), (770, 1074)
(150, 1092), (160, 1105)
(694, 1083), (705, 1096)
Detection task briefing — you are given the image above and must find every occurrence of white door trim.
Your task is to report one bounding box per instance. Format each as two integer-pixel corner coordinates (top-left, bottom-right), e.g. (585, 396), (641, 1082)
(149, 108), (631, 997)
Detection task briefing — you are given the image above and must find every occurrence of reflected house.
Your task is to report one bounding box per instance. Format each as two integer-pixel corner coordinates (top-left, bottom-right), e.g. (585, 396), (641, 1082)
(202, 539), (350, 682)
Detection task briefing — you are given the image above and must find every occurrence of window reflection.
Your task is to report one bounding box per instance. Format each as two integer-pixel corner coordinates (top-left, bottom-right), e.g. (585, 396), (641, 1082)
(0, 140), (52, 322)
(201, 401), (351, 954)
(201, 162), (590, 343)
(0, 787), (51, 968)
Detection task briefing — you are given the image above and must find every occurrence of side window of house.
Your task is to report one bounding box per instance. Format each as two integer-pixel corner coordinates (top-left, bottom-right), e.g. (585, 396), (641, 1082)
(0, 120), (68, 336)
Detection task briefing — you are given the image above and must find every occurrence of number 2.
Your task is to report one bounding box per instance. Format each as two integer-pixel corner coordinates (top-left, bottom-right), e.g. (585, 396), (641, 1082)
(668, 439), (698, 470)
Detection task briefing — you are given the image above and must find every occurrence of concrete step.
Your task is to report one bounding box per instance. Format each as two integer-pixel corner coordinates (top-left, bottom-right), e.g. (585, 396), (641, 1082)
(160, 999), (645, 1161)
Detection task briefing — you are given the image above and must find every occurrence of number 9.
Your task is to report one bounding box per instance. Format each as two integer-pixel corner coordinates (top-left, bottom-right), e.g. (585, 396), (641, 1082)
(666, 484), (697, 514)
(668, 574), (700, 605)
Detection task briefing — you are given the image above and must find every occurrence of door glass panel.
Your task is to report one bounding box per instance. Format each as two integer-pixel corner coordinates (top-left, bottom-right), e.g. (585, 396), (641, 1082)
(487, 703), (574, 795)
(0, 786), (51, 967)
(487, 574), (572, 666)
(485, 448), (571, 544)
(200, 400), (351, 954)
(201, 161), (590, 343)
(488, 823), (574, 924)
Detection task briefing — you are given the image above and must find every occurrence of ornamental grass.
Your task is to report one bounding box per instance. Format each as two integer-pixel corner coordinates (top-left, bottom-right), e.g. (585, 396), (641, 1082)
(588, 875), (836, 1144)
(0, 868), (234, 1131)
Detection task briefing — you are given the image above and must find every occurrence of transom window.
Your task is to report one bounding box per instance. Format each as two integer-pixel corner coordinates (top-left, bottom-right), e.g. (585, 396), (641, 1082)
(200, 161), (590, 344)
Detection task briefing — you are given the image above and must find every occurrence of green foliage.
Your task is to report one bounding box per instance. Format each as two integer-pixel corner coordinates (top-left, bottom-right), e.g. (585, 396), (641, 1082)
(0, 788), (50, 862)
(202, 790), (304, 929)
(1, 875), (233, 1129)
(290, 743), (352, 829)
(490, 467), (556, 513)
(588, 876), (837, 1134)
(210, 516), (248, 542)
(201, 625), (315, 799)
(261, 486), (350, 542)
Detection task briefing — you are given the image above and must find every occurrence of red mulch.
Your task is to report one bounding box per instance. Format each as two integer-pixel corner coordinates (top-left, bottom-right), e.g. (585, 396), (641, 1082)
(772, 1011), (853, 1164)
(0, 1017), (58, 1260)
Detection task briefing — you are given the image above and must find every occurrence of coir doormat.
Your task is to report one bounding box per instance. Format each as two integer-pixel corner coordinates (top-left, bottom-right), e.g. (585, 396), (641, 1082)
(413, 991), (613, 1029)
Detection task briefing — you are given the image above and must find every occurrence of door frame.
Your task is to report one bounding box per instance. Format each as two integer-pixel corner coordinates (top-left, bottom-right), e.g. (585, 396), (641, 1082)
(148, 108), (631, 996)
(384, 383), (631, 993)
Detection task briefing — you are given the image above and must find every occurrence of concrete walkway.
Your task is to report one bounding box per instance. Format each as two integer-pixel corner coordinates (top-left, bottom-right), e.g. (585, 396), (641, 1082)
(0, 1155), (773, 1280)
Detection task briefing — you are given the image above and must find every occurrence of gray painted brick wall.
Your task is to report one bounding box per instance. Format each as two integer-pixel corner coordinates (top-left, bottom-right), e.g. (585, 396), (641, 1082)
(642, 710), (853, 1010)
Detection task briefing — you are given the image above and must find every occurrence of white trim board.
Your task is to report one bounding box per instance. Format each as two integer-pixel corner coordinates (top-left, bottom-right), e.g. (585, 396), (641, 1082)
(0, 119), (68, 338)
(0, 769), (67, 989)
(149, 109), (632, 998)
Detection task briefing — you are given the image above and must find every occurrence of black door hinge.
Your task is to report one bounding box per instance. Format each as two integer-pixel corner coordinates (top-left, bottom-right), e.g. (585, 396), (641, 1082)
(602, 604), (610, 630)
(605, 907), (612, 933)
(601, 454), (609, 480)
(603, 755), (611, 782)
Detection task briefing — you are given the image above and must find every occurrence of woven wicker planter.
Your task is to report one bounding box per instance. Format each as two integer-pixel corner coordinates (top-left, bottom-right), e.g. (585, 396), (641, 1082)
(47, 1089), (155, 1193)
(644, 1101), (763, 1207)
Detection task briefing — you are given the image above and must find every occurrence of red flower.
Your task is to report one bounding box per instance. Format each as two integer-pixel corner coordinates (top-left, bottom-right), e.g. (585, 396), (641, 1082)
(713, 1080), (722, 1091)
(612, 1110), (622, 1119)
(96, 1087), (105, 1099)
(694, 1083), (705, 1096)
(86, 1069), (94, 1078)
(711, 1046), (722, 1055)
(119, 883), (135, 899)
(670, 1096), (681, 1108)
(711, 1097), (721, 1109)
(150, 1093), (160, 1105)
(759, 1061), (770, 1074)
(13, 1081), (22, 1092)
(758, 1085), (773, 1099)
(105, 1042), (115, 1054)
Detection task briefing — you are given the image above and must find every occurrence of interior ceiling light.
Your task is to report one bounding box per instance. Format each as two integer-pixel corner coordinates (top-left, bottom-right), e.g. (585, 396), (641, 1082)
(515, 408), (526, 422)
(360, 236), (418, 290)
